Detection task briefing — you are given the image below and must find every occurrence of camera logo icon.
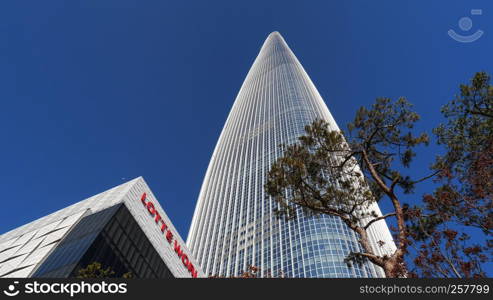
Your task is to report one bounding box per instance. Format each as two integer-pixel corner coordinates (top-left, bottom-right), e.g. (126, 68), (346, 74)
(3, 281), (20, 297)
(448, 9), (484, 43)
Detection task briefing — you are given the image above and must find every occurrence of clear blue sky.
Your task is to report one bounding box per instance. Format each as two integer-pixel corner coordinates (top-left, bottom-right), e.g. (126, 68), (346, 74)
(0, 0), (491, 259)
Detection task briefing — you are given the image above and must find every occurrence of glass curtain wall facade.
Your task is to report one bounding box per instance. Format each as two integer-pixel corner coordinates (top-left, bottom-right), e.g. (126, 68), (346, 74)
(187, 32), (396, 278)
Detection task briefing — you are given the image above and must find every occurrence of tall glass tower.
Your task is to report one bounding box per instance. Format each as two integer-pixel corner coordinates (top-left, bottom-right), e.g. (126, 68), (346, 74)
(187, 32), (395, 278)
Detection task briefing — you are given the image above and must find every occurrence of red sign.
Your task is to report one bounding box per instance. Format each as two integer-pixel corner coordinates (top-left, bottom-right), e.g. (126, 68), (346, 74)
(140, 193), (198, 278)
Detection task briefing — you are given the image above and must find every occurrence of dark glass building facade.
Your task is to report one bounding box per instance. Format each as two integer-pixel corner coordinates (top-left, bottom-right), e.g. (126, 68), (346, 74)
(33, 204), (174, 278)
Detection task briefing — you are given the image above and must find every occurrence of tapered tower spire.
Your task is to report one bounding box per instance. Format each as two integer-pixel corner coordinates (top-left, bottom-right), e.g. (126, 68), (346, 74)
(187, 32), (395, 277)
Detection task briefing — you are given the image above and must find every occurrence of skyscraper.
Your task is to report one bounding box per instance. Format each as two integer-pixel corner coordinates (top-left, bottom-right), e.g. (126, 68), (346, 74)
(187, 32), (395, 278)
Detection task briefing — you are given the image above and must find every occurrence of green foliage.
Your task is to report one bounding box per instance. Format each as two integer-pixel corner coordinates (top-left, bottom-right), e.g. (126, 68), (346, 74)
(434, 71), (493, 175)
(265, 121), (373, 225)
(265, 97), (429, 277)
(347, 97), (429, 198)
(430, 71), (493, 235)
(77, 262), (115, 279)
(76, 262), (133, 279)
(407, 72), (493, 278)
(265, 97), (428, 223)
(265, 72), (492, 278)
